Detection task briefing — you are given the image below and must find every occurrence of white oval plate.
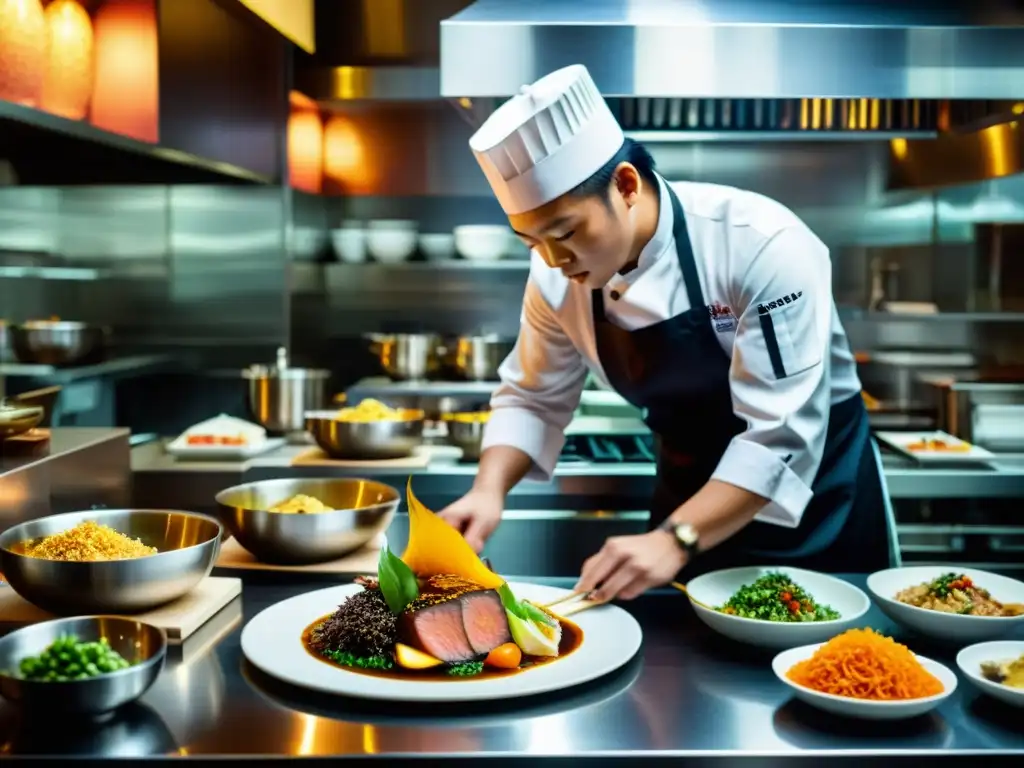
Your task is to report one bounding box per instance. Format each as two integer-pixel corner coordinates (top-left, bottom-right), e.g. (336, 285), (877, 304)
(867, 567), (1024, 644)
(956, 641), (1024, 709)
(772, 642), (957, 720)
(685, 566), (871, 650)
(241, 581), (643, 702)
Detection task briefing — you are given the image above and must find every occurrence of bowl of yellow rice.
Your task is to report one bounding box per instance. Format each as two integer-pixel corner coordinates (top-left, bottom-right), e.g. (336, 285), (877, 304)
(0, 509), (222, 615)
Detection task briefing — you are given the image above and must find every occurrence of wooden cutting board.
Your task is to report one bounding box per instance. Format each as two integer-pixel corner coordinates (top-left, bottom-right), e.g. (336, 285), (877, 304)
(215, 535), (380, 575)
(291, 446), (430, 468)
(0, 577), (241, 644)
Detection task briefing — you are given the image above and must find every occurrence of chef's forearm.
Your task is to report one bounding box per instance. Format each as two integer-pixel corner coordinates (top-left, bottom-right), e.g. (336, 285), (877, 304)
(665, 479), (768, 552)
(472, 445), (534, 497)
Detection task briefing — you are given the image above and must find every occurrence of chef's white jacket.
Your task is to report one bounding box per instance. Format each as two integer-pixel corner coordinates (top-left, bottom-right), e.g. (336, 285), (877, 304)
(482, 176), (863, 529)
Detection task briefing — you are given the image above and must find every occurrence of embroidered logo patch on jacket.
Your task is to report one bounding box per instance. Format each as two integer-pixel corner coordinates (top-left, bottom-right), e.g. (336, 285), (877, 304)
(707, 301), (737, 333)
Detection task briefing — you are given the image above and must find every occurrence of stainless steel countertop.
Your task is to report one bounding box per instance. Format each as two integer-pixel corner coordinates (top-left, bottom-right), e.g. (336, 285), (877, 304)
(2, 427), (130, 478)
(0, 574), (1018, 763)
(131, 439), (1024, 501)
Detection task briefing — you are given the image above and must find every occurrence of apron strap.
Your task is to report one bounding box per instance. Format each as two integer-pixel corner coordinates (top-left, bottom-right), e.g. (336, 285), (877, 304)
(665, 181), (705, 311)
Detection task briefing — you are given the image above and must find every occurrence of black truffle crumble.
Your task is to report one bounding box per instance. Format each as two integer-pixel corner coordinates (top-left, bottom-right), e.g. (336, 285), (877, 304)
(308, 588), (397, 658)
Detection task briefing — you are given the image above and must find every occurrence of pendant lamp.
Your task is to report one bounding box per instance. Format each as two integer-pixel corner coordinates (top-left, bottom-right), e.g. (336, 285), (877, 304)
(323, 114), (373, 193)
(0, 0), (47, 107)
(40, 0), (94, 120)
(90, 0), (159, 142)
(288, 105), (323, 194)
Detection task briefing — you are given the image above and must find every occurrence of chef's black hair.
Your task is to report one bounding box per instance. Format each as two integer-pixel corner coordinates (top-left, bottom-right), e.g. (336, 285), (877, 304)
(568, 138), (658, 206)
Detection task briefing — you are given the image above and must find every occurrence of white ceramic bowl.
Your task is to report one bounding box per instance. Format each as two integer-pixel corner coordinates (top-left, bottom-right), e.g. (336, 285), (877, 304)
(684, 566), (871, 649)
(367, 230), (417, 263)
(330, 228), (366, 263)
(866, 567), (1024, 644)
(956, 641), (1024, 708)
(454, 225), (512, 261)
(772, 642), (957, 720)
(418, 233), (455, 261)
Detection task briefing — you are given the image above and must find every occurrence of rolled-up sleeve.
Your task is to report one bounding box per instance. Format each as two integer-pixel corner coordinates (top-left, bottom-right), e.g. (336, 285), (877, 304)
(481, 277), (587, 482)
(711, 225), (833, 528)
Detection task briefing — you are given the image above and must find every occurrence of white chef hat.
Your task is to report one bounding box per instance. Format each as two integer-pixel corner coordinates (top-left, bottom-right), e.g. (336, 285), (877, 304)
(469, 65), (624, 216)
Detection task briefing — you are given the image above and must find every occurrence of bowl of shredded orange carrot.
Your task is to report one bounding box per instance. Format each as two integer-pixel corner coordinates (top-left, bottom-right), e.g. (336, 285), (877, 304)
(772, 628), (957, 720)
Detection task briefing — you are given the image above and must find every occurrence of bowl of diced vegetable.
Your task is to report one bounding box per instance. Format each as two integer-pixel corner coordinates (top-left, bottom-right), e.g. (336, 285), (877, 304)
(0, 615), (166, 717)
(684, 566), (871, 649)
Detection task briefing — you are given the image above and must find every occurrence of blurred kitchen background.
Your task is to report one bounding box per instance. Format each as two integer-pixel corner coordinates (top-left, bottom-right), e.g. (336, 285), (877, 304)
(3, 0), (1024, 572)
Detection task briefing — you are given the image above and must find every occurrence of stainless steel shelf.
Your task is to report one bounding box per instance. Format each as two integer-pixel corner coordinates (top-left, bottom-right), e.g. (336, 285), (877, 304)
(626, 130), (938, 143)
(0, 266), (102, 281)
(0, 354), (176, 382)
(0, 100), (272, 185)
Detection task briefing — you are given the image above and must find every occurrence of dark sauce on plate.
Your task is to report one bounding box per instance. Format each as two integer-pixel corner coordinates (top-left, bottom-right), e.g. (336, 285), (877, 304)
(301, 614), (584, 681)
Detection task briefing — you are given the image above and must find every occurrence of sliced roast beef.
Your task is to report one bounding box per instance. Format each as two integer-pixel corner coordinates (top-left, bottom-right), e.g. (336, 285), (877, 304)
(399, 574), (511, 663)
(461, 590), (512, 654)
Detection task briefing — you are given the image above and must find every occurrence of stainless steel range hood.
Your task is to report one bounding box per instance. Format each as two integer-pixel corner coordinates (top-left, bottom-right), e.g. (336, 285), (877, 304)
(440, 0), (1024, 100)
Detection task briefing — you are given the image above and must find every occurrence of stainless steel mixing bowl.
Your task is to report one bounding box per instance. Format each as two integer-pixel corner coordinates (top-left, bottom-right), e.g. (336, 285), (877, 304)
(0, 509), (222, 615)
(0, 615), (166, 717)
(305, 409), (425, 459)
(0, 402), (43, 439)
(10, 320), (109, 367)
(214, 477), (398, 564)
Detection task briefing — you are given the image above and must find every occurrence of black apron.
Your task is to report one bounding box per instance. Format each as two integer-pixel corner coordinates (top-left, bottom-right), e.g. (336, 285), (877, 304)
(592, 180), (891, 577)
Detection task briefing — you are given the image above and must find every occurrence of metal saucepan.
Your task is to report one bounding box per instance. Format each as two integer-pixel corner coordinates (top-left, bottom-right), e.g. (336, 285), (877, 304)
(305, 409), (425, 460)
(243, 347), (330, 434)
(214, 477), (399, 564)
(0, 616), (166, 717)
(366, 333), (443, 381)
(10, 321), (109, 367)
(0, 509), (223, 615)
(443, 413), (490, 461)
(442, 335), (514, 381)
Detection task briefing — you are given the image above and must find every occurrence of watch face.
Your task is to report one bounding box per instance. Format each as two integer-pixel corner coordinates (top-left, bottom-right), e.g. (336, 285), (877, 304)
(675, 524), (699, 548)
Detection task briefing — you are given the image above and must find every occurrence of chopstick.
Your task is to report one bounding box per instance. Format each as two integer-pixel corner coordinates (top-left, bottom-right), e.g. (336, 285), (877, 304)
(669, 581), (714, 610)
(542, 590), (607, 617)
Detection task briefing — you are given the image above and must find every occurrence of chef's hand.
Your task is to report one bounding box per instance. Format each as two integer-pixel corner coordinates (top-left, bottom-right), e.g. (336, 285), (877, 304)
(575, 531), (687, 602)
(438, 489), (503, 553)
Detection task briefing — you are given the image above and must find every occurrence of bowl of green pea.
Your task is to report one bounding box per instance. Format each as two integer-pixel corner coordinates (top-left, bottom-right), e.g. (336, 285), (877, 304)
(0, 616), (166, 717)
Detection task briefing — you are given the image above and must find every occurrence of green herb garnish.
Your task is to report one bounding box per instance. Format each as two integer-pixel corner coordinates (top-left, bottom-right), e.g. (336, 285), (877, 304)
(929, 572), (968, 598)
(321, 650), (394, 670)
(377, 539), (419, 614)
(716, 571), (839, 623)
(447, 661), (484, 677)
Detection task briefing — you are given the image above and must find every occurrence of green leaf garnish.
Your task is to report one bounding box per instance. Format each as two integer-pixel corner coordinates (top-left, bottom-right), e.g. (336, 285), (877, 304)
(377, 539), (419, 614)
(498, 583), (556, 626)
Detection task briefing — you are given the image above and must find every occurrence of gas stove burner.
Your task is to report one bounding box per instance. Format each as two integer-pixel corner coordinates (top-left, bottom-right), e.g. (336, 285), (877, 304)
(560, 434), (655, 464)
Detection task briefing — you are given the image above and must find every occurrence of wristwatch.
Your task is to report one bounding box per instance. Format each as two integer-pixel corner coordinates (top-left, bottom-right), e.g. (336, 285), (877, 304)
(657, 519), (701, 559)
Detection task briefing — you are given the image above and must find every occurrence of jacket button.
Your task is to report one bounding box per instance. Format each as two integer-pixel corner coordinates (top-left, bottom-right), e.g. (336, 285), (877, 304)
(610, 290), (621, 301)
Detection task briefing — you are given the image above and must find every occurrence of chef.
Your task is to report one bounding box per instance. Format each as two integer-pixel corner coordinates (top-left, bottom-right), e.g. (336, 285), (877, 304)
(440, 64), (891, 602)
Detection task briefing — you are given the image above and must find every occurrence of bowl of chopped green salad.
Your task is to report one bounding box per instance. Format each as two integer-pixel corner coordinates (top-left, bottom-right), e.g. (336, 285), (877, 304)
(0, 615), (166, 716)
(684, 567), (870, 649)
